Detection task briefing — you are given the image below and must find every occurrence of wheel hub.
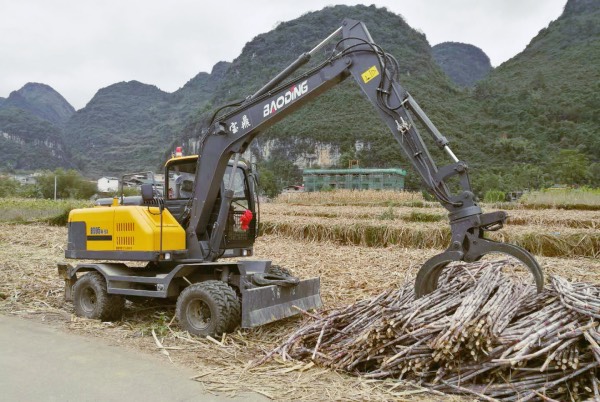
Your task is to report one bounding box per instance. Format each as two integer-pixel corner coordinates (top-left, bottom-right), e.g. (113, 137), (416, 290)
(186, 299), (211, 331)
(81, 287), (97, 313)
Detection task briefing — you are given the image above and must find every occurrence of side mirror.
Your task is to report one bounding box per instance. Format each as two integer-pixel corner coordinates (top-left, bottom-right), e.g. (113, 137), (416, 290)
(141, 184), (154, 202)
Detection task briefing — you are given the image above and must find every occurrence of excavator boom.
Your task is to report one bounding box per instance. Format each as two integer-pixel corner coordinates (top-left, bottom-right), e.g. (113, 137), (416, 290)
(186, 19), (543, 296)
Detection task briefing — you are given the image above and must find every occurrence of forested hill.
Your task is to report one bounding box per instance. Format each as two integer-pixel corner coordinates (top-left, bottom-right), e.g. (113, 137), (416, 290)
(179, 5), (467, 179)
(431, 42), (492, 87)
(0, 83), (75, 170)
(4, 1), (599, 192)
(62, 62), (230, 174)
(468, 0), (600, 191)
(175, 1), (599, 193)
(0, 83), (75, 126)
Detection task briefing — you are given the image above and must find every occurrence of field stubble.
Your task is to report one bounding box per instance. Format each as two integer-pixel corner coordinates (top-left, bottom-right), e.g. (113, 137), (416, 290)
(1, 194), (599, 400)
(261, 205), (600, 258)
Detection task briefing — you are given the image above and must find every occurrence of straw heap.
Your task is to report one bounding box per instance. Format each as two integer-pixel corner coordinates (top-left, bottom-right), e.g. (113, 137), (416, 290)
(269, 261), (600, 401)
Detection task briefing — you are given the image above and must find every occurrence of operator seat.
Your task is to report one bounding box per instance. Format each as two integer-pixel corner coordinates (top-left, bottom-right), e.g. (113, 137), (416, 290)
(175, 173), (195, 198)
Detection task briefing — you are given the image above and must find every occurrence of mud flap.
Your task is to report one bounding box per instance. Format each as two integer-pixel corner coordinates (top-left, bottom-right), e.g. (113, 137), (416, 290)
(241, 278), (321, 328)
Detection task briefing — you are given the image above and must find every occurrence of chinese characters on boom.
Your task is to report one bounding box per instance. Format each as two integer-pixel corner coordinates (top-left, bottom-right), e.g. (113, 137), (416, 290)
(229, 114), (252, 134)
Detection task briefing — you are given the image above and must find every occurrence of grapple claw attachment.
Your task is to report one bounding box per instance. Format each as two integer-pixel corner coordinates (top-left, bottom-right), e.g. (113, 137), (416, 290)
(415, 216), (544, 298)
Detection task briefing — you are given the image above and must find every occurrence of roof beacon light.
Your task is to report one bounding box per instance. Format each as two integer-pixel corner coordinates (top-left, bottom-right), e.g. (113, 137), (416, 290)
(175, 147), (183, 157)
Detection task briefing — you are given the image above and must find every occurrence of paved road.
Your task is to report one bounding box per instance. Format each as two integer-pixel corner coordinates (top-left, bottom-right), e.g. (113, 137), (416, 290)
(0, 315), (265, 402)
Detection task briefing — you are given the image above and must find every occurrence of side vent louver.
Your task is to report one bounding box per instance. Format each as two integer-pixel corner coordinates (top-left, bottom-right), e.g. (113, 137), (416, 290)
(116, 222), (135, 247)
(116, 222), (135, 232)
(116, 236), (135, 246)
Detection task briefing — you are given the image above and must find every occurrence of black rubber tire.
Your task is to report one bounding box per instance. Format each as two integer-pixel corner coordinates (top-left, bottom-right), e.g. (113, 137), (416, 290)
(176, 280), (240, 337)
(223, 286), (241, 333)
(268, 265), (294, 278)
(72, 272), (124, 321)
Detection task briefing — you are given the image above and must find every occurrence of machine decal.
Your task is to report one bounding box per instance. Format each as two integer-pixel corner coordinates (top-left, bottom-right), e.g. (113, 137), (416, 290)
(262, 80), (308, 117)
(241, 114), (251, 129)
(87, 235), (112, 241)
(88, 226), (111, 241)
(228, 114), (252, 135)
(90, 226), (109, 235)
(361, 65), (379, 84)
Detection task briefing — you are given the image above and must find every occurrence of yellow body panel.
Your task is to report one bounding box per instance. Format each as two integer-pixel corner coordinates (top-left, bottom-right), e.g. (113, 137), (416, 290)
(69, 205), (186, 252)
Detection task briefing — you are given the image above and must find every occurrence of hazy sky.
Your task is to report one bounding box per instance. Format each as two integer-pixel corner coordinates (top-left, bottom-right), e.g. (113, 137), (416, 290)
(0, 0), (566, 110)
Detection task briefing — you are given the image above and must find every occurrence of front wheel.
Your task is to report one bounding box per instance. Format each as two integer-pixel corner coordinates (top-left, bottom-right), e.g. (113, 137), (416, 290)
(176, 281), (240, 337)
(72, 272), (124, 321)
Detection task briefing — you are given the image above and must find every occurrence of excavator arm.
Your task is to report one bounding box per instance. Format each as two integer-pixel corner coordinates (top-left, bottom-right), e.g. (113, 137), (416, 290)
(186, 18), (544, 296)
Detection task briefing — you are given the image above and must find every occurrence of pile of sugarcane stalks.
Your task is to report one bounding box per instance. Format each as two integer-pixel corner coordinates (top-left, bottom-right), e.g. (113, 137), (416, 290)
(266, 261), (600, 401)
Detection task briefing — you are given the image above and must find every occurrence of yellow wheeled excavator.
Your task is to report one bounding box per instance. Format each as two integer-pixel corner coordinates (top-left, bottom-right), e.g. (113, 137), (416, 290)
(58, 19), (544, 337)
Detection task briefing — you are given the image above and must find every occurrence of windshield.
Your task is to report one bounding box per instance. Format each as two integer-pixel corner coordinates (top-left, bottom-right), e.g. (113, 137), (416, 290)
(166, 161), (247, 200)
(224, 165), (247, 199)
(166, 161), (196, 199)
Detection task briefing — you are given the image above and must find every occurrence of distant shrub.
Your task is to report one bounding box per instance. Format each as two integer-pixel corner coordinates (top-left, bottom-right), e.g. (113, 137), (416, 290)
(484, 190), (506, 203)
(520, 187), (600, 209)
(377, 206), (397, 220)
(0, 198), (91, 224)
(36, 169), (96, 200)
(46, 208), (72, 226)
(421, 190), (436, 202)
(404, 211), (444, 222)
(0, 177), (19, 197)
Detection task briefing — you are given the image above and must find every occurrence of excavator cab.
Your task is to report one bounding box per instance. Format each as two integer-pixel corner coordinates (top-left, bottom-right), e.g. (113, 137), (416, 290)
(164, 155), (259, 255)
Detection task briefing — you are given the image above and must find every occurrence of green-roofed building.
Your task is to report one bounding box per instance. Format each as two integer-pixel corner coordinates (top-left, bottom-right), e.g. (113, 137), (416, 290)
(302, 168), (406, 192)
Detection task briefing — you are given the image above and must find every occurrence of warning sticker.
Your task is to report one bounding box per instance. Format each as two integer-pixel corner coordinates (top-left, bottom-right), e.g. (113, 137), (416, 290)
(361, 66), (379, 84)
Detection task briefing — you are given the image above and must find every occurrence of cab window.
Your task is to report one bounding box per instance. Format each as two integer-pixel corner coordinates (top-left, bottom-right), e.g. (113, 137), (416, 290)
(167, 161), (196, 199)
(166, 161), (248, 203)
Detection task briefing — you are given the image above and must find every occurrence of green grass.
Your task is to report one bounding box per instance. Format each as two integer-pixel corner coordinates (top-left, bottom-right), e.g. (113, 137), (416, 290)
(377, 206), (398, 221)
(403, 211), (444, 222)
(0, 197), (92, 224)
(520, 188), (600, 210)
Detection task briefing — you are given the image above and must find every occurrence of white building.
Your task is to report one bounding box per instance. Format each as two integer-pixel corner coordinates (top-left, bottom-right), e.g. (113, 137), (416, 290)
(97, 177), (119, 192)
(11, 173), (40, 185)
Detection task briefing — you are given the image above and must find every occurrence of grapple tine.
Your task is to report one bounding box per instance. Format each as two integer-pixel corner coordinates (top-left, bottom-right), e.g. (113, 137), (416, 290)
(469, 238), (544, 293)
(415, 250), (462, 298)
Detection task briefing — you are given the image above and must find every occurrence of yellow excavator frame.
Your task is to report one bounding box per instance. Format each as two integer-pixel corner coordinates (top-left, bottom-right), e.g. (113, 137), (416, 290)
(68, 204), (186, 254)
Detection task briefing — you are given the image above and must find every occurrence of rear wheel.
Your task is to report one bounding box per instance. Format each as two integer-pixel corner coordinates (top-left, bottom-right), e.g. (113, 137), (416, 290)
(176, 280), (240, 337)
(72, 272), (124, 321)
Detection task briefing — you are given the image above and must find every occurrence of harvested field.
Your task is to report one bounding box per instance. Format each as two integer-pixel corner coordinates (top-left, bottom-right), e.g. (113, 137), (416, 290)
(262, 204), (600, 230)
(276, 189), (600, 211)
(260, 212), (600, 258)
(520, 189), (600, 210)
(0, 223), (462, 400)
(1, 192), (599, 401)
(275, 189), (424, 207)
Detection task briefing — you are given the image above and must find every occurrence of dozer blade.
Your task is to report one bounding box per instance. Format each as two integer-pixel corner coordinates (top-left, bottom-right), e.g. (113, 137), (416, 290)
(241, 278), (321, 328)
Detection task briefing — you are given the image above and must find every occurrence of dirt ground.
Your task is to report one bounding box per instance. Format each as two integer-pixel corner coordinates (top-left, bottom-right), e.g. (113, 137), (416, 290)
(1, 222), (599, 400)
